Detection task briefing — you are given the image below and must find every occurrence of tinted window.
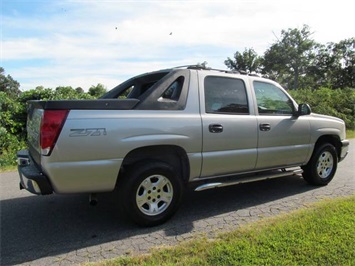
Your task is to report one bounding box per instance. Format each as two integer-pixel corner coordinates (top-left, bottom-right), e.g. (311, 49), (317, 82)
(159, 76), (184, 102)
(100, 71), (170, 99)
(136, 70), (190, 110)
(253, 81), (294, 115)
(205, 76), (249, 114)
(118, 85), (134, 99)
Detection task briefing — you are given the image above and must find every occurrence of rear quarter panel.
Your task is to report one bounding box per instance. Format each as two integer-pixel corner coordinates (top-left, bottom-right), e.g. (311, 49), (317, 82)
(42, 72), (203, 193)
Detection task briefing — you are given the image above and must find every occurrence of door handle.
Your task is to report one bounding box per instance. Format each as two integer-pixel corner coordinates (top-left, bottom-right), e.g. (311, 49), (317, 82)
(259, 123), (271, 131)
(209, 124), (223, 133)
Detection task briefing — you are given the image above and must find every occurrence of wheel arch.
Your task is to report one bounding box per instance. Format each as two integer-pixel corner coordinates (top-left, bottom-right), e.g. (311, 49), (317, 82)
(118, 145), (190, 184)
(314, 135), (342, 161)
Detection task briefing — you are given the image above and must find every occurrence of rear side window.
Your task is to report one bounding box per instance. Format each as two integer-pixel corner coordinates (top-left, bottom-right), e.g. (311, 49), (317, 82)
(204, 76), (249, 114)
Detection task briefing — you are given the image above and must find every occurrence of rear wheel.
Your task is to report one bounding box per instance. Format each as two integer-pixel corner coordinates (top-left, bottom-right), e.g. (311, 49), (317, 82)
(302, 143), (338, 186)
(118, 161), (184, 226)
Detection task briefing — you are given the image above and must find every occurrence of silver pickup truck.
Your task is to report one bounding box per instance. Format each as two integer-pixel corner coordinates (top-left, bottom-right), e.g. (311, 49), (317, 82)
(17, 66), (349, 226)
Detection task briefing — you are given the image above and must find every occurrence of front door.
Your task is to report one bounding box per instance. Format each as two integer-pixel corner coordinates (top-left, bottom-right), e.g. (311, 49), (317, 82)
(253, 81), (311, 169)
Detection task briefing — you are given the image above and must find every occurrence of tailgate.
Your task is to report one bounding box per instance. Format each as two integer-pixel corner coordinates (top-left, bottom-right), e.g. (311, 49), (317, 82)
(27, 102), (44, 165)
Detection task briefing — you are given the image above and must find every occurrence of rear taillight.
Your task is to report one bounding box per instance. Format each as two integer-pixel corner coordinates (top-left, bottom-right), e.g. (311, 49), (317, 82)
(40, 110), (69, 156)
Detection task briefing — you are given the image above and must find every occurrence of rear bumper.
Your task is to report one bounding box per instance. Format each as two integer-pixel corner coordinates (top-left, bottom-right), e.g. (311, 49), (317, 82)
(17, 150), (53, 195)
(339, 139), (350, 162)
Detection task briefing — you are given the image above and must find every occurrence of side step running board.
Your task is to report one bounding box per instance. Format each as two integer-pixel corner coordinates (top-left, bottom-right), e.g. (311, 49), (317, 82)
(195, 169), (303, 192)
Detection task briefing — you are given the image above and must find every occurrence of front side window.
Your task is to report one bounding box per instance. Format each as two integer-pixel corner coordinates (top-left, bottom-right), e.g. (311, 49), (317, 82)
(253, 81), (294, 115)
(204, 76), (249, 114)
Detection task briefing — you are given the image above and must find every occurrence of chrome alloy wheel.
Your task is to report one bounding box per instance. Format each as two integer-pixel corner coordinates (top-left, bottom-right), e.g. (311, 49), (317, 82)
(136, 174), (174, 216)
(316, 151), (334, 179)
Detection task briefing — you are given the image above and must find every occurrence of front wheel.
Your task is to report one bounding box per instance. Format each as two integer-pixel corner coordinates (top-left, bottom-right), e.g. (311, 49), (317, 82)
(118, 161), (184, 227)
(302, 143), (338, 186)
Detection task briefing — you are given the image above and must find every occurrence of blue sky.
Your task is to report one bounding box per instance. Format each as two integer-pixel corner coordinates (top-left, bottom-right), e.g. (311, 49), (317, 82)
(2, 0), (355, 91)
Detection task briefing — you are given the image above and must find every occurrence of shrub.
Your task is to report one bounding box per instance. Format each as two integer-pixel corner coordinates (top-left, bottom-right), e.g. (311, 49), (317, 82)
(290, 87), (355, 129)
(0, 127), (26, 168)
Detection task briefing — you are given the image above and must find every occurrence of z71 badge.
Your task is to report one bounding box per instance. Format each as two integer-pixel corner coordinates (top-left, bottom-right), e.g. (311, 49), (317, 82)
(69, 128), (107, 137)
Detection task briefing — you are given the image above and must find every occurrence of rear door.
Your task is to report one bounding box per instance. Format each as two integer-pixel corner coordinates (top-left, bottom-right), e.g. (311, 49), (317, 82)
(252, 80), (311, 169)
(200, 73), (258, 177)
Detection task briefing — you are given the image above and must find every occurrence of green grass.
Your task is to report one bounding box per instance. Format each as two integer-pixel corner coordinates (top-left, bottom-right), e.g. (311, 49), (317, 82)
(0, 165), (17, 173)
(90, 195), (355, 266)
(347, 129), (355, 139)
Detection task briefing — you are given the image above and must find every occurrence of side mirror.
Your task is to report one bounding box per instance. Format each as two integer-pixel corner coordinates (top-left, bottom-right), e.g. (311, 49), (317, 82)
(297, 103), (311, 116)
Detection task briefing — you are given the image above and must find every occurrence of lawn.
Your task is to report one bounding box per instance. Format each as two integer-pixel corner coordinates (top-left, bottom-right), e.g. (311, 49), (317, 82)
(347, 129), (355, 139)
(90, 195), (355, 265)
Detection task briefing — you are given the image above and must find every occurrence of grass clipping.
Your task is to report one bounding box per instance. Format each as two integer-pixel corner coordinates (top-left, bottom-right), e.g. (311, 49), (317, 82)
(96, 195), (355, 265)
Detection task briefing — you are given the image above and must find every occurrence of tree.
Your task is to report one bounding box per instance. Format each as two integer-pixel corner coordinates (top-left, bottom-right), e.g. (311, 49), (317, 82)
(332, 38), (355, 88)
(75, 87), (84, 94)
(305, 43), (334, 88)
(225, 48), (262, 74)
(0, 69), (24, 137)
(0, 69), (26, 165)
(196, 61), (209, 69)
(54, 86), (79, 99)
(89, 83), (107, 98)
(309, 38), (355, 89)
(262, 25), (316, 89)
(0, 67), (21, 99)
(0, 92), (23, 135)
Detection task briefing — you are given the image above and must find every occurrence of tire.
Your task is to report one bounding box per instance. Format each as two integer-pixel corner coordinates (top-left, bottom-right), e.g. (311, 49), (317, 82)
(118, 161), (184, 227)
(302, 143), (338, 186)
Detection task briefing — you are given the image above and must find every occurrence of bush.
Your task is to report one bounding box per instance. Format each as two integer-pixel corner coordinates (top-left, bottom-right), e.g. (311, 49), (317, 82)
(0, 87), (95, 169)
(0, 127), (26, 168)
(290, 87), (355, 130)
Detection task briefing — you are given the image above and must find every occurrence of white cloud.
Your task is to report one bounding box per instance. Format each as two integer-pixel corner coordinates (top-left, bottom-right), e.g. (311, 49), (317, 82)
(2, 0), (355, 91)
